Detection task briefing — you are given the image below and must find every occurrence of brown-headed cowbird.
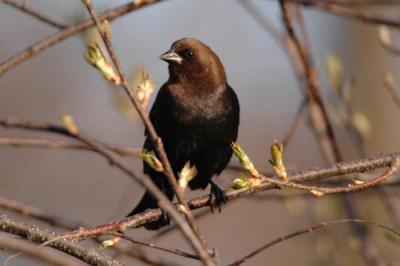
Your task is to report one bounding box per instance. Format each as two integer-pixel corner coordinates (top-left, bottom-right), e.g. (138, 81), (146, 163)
(128, 38), (240, 230)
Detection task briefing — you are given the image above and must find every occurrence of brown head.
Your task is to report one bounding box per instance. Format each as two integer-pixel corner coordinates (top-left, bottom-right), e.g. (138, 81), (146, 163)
(160, 38), (227, 90)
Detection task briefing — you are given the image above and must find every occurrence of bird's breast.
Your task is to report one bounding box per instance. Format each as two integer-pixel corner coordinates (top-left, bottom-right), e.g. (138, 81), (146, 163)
(169, 85), (229, 122)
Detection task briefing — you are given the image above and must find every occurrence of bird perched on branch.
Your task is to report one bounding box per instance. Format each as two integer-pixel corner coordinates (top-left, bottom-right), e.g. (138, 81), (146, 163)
(128, 38), (240, 229)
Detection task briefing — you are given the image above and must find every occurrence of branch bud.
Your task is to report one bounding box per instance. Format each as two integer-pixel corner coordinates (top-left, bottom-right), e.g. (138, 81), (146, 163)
(100, 237), (121, 249)
(138, 150), (164, 172)
(268, 140), (287, 180)
(231, 142), (259, 177)
(85, 43), (121, 85)
(61, 114), (79, 134)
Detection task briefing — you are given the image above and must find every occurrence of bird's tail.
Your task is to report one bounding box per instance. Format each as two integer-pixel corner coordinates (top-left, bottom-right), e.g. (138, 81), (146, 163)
(128, 190), (173, 230)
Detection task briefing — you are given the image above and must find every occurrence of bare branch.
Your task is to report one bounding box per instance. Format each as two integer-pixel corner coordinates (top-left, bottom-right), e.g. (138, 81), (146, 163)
(0, 196), (171, 266)
(0, 215), (124, 266)
(281, 98), (307, 148)
(227, 219), (400, 266)
(1, 0), (68, 29)
(280, 0), (342, 163)
(0, 116), (214, 265)
(112, 233), (201, 261)
(0, 236), (82, 266)
(384, 73), (400, 109)
(0, 137), (140, 156)
(0, 197), (81, 230)
(37, 152), (400, 242)
(292, 0), (400, 28)
(0, 0), (162, 77)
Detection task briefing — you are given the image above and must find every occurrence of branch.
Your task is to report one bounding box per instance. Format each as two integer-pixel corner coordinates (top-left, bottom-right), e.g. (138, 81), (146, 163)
(280, 0), (342, 163)
(0, 215), (123, 266)
(80, 1), (213, 264)
(0, 0), (162, 77)
(0, 137), (140, 156)
(301, 0), (400, 4)
(384, 73), (400, 110)
(292, 0), (400, 28)
(0, 196), (81, 230)
(112, 233), (201, 261)
(0, 236), (81, 266)
(0, 117), (214, 265)
(227, 219), (400, 266)
(1, 0), (68, 29)
(39, 151), (400, 242)
(0, 196), (172, 266)
(281, 98), (307, 148)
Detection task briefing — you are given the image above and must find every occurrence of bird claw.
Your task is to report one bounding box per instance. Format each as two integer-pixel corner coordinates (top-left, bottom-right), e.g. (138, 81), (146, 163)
(209, 182), (226, 213)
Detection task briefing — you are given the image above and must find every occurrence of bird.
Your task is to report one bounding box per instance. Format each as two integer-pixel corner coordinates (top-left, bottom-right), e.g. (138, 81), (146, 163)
(128, 38), (240, 230)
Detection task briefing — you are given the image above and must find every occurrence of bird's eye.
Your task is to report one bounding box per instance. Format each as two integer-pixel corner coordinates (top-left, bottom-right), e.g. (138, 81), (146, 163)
(184, 50), (194, 59)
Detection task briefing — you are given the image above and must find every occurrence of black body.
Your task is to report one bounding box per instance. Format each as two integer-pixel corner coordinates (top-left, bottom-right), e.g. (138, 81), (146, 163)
(128, 38), (240, 229)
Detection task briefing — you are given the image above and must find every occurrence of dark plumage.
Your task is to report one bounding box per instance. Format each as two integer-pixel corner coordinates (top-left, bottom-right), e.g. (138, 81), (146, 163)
(128, 38), (240, 229)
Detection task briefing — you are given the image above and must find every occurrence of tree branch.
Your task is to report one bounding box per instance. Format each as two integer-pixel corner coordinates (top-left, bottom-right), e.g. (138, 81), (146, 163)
(280, 0), (342, 163)
(0, 236), (82, 266)
(0, 215), (123, 266)
(0, 116), (214, 265)
(1, 0), (68, 29)
(0, 137), (140, 156)
(292, 0), (400, 28)
(0, 0), (162, 77)
(36, 151), (400, 242)
(227, 218), (400, 266)
(0, 196), (81, 230)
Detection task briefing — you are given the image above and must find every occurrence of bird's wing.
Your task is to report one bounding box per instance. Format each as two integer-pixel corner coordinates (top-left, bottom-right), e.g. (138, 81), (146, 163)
(208, 84), (240, 175)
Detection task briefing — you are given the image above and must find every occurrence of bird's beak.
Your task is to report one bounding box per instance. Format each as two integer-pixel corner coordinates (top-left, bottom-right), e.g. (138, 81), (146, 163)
(159, 50), (182, 64)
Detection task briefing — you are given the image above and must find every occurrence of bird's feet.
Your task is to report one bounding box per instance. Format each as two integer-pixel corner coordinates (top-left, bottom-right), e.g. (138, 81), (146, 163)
(209, 181), (227, 213)
(144, 210), (170, 230)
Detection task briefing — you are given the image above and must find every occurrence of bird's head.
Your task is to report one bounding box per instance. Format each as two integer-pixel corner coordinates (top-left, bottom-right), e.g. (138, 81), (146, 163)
(160, 38), (227, 87)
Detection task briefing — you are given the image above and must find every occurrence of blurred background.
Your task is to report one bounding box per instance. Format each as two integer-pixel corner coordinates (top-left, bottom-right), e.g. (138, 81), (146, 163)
(1, 0), (400, 265)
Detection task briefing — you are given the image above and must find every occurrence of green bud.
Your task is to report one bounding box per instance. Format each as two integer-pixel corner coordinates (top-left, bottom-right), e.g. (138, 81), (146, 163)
(138, 150), (164, 172)
(269, 140), (287, 180)
(231, 142), (259, 177)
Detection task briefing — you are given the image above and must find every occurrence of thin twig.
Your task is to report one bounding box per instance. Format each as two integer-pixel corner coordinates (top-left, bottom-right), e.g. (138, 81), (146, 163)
(151, 209), (211, 241)
(282, 98), (307, 148)
(227, 218), (400, 266)
(260, 157), (400, 194)
(0, 196), (80, 230)
(0, 236), (81, 266)
(1, 0), (67, 29)
(112, 233), (201, 261)
(384, 73), (400, 109)
(80, 1), (213, 264)
(0, 197), (170, 266)
(0, 0), (162, 77)
(381, 42), (400, 55)
(237, 0), (283, 44)
(293, 0), (400, 28)
(0, 137), (140, 156)
(0, 215), (123, 266)
(280, 0), (342, 163)
(308, 0), (400, 4)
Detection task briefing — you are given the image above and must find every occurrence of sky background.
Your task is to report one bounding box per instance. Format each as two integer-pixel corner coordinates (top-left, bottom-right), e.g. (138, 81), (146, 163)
(1, 1), (400, 265)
